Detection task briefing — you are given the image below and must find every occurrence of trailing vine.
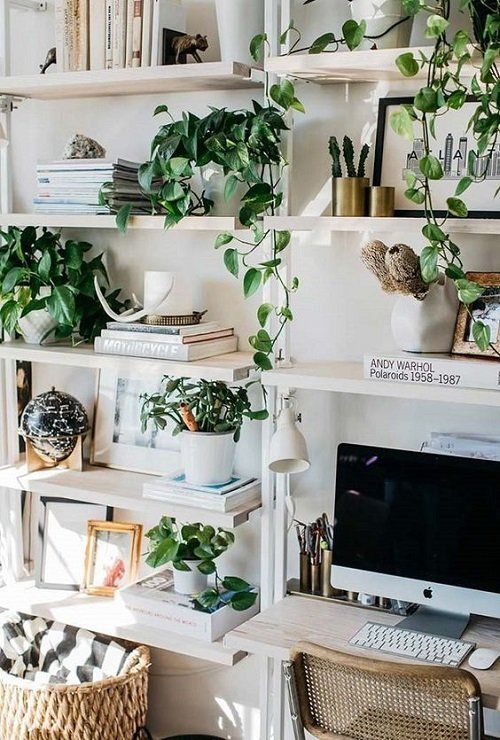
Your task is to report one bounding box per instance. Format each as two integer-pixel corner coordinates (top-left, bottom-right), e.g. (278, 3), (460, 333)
(391, 0), (499, 352)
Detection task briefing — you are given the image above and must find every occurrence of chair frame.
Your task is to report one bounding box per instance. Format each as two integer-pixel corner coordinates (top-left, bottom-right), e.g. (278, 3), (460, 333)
(284, 641), (484, 740)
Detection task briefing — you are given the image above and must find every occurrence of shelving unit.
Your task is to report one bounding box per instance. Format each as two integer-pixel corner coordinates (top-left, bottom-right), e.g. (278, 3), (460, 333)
(265, 215), (500, 235)
(0, 461), (261, 528)
(0, 214), (243, 231)
(263, 361), (500, 407)
(0, 580), (245, 666)
(0, 341), (255, 382)
(0, 61), (261, 100)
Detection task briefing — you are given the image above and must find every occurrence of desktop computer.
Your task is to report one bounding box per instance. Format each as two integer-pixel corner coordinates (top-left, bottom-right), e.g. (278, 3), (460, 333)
(331, 443), (500, 666)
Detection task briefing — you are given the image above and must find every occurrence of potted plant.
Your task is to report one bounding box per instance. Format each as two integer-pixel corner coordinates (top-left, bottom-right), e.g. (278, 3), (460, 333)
(140, 376), (267, 486)
(215, 0), (264, 67)
(0, 226), (127, 344)
(329, 135), (370, 216)
(145, 517), (257, 612)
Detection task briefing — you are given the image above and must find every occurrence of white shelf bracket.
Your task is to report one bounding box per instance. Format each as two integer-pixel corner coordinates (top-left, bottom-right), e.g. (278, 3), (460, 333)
(9, 0), (47, 11)
(0, 95), (22, 113)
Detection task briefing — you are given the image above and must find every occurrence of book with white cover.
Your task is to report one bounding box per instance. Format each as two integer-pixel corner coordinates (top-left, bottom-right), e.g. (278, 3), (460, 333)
(141, 0), (153, 66)
(100, 328), (234, 345)
(132, 0), (143, 67)
(150, 472), (256, 495)
(105, 0), (113, 68)
(112, 0), (127, 68)
(75, 0), (89, 70)
(143, 480), (261, 512)
(54, 1), (68, 72)
(94, 335), (238, 361)
(90, 0), (106, 69)
(105, 320), (220, 336)
(364, 353), (500, 391)
(125, 0), (135, 65)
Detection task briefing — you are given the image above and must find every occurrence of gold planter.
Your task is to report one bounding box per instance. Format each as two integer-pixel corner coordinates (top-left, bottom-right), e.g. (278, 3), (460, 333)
(368, 186), (395, 217)
(332, 177), (369, 217)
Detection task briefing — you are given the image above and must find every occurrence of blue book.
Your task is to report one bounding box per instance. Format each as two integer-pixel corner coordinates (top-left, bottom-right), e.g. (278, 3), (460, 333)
(158, 471), (256, 496)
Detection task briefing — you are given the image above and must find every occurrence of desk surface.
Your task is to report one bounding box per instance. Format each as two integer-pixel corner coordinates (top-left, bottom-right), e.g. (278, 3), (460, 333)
(224, 595), (500, 710)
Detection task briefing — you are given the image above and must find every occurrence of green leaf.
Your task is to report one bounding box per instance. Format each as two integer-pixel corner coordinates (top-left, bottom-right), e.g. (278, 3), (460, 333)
(419, 154), (443, 180)
(243, 267), (262, 298)
(414, 86), (439, 113)
(447, 197), (468, 218)
(404, 187), (425, 205)
(197, 560), (216, 575)
(309, 33), (336, 54)
(224, 175), (239, 202)
(215, 232), (233, 249)
(455, 278), (484, 305)
(46, 285), (76, 326)
(2, 267), (24, 294)
(455, 176), (472, 196)
(390, 107), (415, 140)
(420, 245), (439, 283)
(472, 320), (491, 351)
(426, 13), (449, 38)
(223, 247), (239, 277)
(116, 203), (133, 234)
(154, 104), (169, 116)
(250, 33), (266, 63)
(342, 19), (366, 51)
(230, 591), (258, 611)
(445, 264), (464, 280)
(223, 576), (251, 592)
(257, 302), (274, 327)
(275, 230), (291, 253)
(38, 250), (52, 282)
(138, 161), (156, 192)
(0, 300), (20, 336)
(197, 588), (220, 609)
(422, 223), (446, 242)
(402, 0), (422, 15)
(65, 241), (84, 270)
(396, 52), (419, 77)
(253, 351), (273, 371)
(269, 79), (295, 110)
(146, 537), (179, 568)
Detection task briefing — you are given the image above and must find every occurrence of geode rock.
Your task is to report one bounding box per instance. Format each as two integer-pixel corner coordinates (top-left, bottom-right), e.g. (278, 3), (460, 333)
(63, 134), (106, 160)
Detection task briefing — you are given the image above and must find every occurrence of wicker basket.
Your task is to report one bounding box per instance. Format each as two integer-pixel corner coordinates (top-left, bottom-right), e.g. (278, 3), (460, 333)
(0, 644), (150, 740)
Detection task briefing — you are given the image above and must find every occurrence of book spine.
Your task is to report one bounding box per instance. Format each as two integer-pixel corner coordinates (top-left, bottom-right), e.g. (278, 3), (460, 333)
(125, 0), (135, 66)
(105, 0), (113, 68)
(112, 0), (127, 68)
(364, 355), (500, 391)
(140, 0), (152, 67)
(62, 0), (77, 71)
(54, 1), (68, 72)
(94, 336), (189, 360)
(74, 0), (89, 71)
(89, 0), (106, 70)
(150, 0), (159, 66)
(101, 329), (182, 344)
(131, 0), (143, 68)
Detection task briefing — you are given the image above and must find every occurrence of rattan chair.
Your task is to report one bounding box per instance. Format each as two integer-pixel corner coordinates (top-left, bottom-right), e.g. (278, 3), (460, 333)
(284, 641), (484, 740)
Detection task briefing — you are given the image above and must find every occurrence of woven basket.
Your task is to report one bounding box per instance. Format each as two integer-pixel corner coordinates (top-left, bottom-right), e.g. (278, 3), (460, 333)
(0, 644), (150, 740)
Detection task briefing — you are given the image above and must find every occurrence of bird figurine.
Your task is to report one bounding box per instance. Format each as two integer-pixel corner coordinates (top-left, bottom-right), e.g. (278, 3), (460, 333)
(40, 47), (56, 74)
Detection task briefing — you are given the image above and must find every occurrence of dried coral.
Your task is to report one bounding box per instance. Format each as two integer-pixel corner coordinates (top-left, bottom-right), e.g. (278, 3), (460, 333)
(361, 239), (429, 301)
(63, 134), (106, 160)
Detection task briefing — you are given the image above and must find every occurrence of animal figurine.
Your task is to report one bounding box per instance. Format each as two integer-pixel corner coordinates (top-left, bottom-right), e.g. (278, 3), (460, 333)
(40, 47), (56, 74)
(171, 34), (208, 64)
(361, 239), (429, 300)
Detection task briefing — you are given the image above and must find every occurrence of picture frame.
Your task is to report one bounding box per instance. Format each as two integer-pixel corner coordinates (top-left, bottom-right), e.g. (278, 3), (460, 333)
(83, 520), (143, 597)
(452, 272), (500, 359)
(373, 96), (500, 218)
(91, 367), (180, 474)
(36, 498), (113, 590)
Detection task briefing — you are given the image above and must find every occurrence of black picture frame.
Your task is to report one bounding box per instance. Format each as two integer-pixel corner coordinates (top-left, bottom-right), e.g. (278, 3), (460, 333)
(373, 96), (500, 219)
(36, 497), (113, 591)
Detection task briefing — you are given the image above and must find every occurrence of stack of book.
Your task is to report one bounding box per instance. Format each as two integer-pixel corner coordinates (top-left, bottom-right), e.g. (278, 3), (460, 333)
(94, 321), (238, 361)
(34, 159), (145, 215)
(55, 0), (186, 72)
(143, 472), (261, 512)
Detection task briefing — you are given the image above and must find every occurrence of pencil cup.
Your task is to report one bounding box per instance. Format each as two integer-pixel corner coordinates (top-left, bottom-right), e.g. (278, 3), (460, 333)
(320, 549), (333, 598)
(299, 552), (311, 593)
(311, 564), (321, 594)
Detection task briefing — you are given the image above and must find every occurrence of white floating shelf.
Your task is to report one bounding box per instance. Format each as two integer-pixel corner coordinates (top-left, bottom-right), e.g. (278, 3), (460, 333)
(0, 341), (255, 382)
(0, 62), (261, 100)
(265, 46), (475, 84)
(0, 580), (245, 666)
(264, 216), (500, 235)
(0, 462), (261, 528)
(263, 361), (500, 407)
(0, 214), (243, 231)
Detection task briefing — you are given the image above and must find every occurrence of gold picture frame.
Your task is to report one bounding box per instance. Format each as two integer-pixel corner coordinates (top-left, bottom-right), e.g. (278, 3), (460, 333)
(452, 272), (500, 359)
(83, 520), (143, 597)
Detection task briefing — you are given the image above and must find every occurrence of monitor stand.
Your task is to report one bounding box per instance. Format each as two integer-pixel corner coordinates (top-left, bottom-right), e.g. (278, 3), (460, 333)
(398, 606), (470, 639)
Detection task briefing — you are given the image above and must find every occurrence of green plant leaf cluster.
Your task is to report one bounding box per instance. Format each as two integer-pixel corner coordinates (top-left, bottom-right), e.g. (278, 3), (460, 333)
(140, 376), (268, 442)
(0, 226), (128, 342)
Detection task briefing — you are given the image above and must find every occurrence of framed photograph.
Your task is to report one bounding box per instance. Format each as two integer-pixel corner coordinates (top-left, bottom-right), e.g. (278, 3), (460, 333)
(36, 498), (113, 590)
(83, 520), (143, 597)
(91, 367), (179, 474)
(452, 272), (500, 359)
(373, 96), (500, 218)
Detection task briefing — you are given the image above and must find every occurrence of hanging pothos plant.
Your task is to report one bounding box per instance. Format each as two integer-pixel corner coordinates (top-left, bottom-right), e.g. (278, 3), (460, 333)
(391, 0), (499, 352)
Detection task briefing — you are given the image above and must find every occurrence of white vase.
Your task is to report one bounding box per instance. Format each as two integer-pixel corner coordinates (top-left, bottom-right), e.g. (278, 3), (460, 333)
(181, 430), (236, 486)
(391, 279), (459, 354)
(215, 0), (265, 67)
(350, 0), (414, 49)
(173, 561), (208, 596)
(17, 288), (58, 344)
(200, 164), (245, 217)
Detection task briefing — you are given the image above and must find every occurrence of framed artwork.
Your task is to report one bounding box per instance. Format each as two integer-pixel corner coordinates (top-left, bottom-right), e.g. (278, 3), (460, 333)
(373, 96), (500, 218)
(452, 272), (500, 359)
(83, 521), (143, 597)
(91, 367), (180, 474)
(36, 497), (113, 590)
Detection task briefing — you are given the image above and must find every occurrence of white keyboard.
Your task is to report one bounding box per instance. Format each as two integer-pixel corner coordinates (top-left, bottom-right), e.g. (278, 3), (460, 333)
(350, 622), (475, 667)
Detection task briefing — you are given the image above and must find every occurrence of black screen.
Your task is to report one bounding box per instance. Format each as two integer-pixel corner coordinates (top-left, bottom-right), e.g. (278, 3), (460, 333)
(333, 444), (500, 595)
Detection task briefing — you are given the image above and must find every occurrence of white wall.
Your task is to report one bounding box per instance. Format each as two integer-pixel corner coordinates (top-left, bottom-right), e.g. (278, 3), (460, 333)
(8, 1), (500, 738)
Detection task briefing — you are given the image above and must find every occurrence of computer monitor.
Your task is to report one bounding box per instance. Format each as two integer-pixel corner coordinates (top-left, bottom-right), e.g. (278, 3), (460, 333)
(332, 443), (500, 636)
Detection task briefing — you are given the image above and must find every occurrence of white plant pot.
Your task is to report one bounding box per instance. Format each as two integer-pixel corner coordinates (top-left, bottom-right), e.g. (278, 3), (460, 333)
(350, 0), (414, 49)
(17, 287), (58, 345)
(215, 0), (265, 67)
(181, 431), (236, 486)
(391, 279), (459, 353)
(201, 164), (245, 217)
(173, 561), (208, 596)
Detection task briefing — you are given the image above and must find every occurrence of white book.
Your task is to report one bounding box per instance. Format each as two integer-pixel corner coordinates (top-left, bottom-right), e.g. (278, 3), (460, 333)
(105, 0), (113, 68)
(100, 328), (234, 345)
(148, 471), (256, 495)
(105, 320), (220, 336)
(54, 1), (68, 72)
(131, 0), (143, 67)
(141, 0), (153, 67)
(125, 0), (135, 66)
(364, 353), (500, 391)
(94, 335), (238, 361)
(89, 0), (106, 70)
(143, 481), (261, 513)
(112, 0), (127, 68)
(151, 0), (186, 65)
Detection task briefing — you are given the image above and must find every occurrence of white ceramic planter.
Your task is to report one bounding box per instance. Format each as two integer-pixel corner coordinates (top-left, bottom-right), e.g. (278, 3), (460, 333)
(391, 279), (459, 353)
(201, 164), (245, 217)
(181, 430), (236, 486)
(215, 0), (265, 67)
(17, 287), (57, 344)
(173, 561), (208, 596)
(350, 0), (414, 49)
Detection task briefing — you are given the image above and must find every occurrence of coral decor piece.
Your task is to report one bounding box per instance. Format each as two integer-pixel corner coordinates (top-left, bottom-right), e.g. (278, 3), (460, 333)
(63, 134), (106, 159)
(361, 239), (429, 300)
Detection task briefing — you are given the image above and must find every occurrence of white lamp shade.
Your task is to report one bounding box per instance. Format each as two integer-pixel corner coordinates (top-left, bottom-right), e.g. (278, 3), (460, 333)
(268, 406), (310, 474)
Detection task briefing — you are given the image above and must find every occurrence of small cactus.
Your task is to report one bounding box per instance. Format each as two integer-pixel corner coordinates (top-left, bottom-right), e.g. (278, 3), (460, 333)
(358, 143), (370, 177)
(342, 136), (356, 177)
(328, 136), (342, 177)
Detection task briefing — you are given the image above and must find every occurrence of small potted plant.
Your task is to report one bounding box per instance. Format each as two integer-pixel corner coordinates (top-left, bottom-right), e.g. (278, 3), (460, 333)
(329, 135), (370, 216)
(146, 517), (257, 612)
(140, 376), (267, 486)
